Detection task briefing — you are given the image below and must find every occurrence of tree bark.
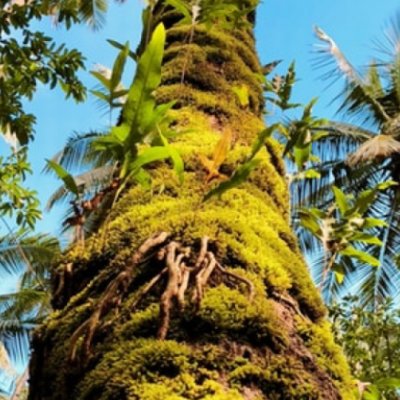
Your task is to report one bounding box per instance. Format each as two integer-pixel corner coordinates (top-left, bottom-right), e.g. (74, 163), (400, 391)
(28, 2), (357, 399)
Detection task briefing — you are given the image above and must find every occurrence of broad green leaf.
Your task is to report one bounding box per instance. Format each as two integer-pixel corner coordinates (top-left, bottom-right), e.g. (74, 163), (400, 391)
(107, 39), (137, 61)
(350, 233), (382, 246)
(204, 159), (261, 201)
(375, 377), (400, 389)
(293, 142), (311, 170)
(332, 264), (345, 284)
(90, 70), (110, 90)
(45, 160), (79, 196)
(111, 89), (129, 100)
(130, 146), (173, 174)
(112, 124), (130, 142)
(164, 0), (191, 24)
(90, 89), (109, 102)
(376, 180), (398, 191)
(362, 384), (380, 400)
(159, 132), (184, 184)
(332, 186), (349, 215)
(123, 23), (166, 147)
(363, 218), (387, 229)
(249, 125), (277, 160)
(134, 168), (152, 189)
(141, 101), (176, 140)
(340, 246), (380, 267)
(110, 41), (129, 91)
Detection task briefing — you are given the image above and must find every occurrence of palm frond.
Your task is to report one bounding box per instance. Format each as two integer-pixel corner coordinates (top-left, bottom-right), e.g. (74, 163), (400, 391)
(0, 320), (30, 366)
(0, 233), (59, 277)
(43, 131), (103, 175)
(372, 12), (400, 59)
(0, 286), (52, 365)
(78, 0), (107, 30)
(347, 135), (400, 166)
(314, 26), (390, 125)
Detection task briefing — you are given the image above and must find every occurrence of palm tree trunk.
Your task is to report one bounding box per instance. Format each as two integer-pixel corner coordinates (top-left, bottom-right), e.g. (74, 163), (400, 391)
(28, 2), (357, 399)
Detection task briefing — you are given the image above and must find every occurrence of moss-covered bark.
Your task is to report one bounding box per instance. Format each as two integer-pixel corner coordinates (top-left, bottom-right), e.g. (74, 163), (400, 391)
(28, 2), (357, 399)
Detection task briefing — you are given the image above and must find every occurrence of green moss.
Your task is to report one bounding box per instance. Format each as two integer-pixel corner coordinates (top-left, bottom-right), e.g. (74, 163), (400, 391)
(228, 358), (324, 400)
(295, 318), (358, 399)
(78, 339), (246, 400)
(166, 25), (261, 74)
(197, 285), (288, 348)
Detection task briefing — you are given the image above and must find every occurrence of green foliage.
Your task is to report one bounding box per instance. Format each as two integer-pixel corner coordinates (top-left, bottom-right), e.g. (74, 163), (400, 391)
(94, 23), (184, 196)
(46, 160), (80, 197)
(204, 158), (260, 201)
(331, 297), (400, 400)
(166, 0), (256, 30)
(204, 125), (276, 200)
(0, 150), (40, 230)
(281, 98), (328, 175)
(46, 23), (184, 232)
(298, 183), (394, 295)
(0, 0), (86, 146)
(90, 41), (131, 118)
(0, 232), (59, 381)
(290, 20), (400, 306)
(265, 61), (301, 111)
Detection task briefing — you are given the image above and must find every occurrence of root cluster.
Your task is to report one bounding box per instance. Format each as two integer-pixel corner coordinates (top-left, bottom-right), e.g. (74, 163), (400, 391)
(69, 232), (254, 362)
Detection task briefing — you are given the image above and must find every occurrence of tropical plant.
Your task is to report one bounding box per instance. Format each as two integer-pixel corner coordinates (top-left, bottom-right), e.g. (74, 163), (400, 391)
(45, 24), (183, 238)
(330, 296), (400, 400)
(298, 183), (394, 302)
(292, 18), (400, 307)
(0, 0), (86, 147)
(0, 232), (60, 397)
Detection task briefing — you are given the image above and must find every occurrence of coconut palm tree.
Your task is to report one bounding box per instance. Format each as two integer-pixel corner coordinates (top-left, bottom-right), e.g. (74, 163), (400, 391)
(292, 17), (400, 307)
(28, 2), (357, 399)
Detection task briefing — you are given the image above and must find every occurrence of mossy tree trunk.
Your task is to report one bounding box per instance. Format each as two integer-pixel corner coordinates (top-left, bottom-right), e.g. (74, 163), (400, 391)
(28, 2), (357, 399)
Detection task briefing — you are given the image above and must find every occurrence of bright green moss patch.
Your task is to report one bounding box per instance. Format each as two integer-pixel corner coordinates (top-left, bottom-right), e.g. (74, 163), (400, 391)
(228, 360), (321, 400)
(78, 339), (246, 400)
(197, 285), (288, 348)
(166, 25), (261, 75)
(295, 318), (357, 399)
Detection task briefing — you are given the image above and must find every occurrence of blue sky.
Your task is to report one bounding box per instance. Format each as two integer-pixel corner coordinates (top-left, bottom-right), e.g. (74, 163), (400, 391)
(5, 0), (400, 238)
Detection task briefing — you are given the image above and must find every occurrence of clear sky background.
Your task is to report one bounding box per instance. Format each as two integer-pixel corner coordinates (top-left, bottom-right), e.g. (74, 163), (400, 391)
(4, 0), (400, 237)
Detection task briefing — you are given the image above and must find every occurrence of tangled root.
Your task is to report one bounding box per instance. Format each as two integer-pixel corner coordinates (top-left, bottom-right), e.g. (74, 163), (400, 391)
(69, 233), (254, 362)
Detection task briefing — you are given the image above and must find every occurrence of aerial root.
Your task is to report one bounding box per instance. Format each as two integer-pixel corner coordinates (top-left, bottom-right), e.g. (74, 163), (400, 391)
(69, 232), (170, 362)
(69, 233), (254, 361)
(54, 262), (73, 300)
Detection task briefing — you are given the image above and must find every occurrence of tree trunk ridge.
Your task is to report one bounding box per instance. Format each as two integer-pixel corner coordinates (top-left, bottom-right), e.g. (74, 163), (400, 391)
(28, 1), (357, 399)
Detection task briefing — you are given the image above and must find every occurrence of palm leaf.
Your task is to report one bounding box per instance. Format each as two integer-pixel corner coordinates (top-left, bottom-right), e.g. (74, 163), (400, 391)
(77, 0), (107, 30)
(314, 26), (390, 125)
(347, 135), (400, 166)
(0, 233), (59, 277)
(43, 131), (103, 174)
